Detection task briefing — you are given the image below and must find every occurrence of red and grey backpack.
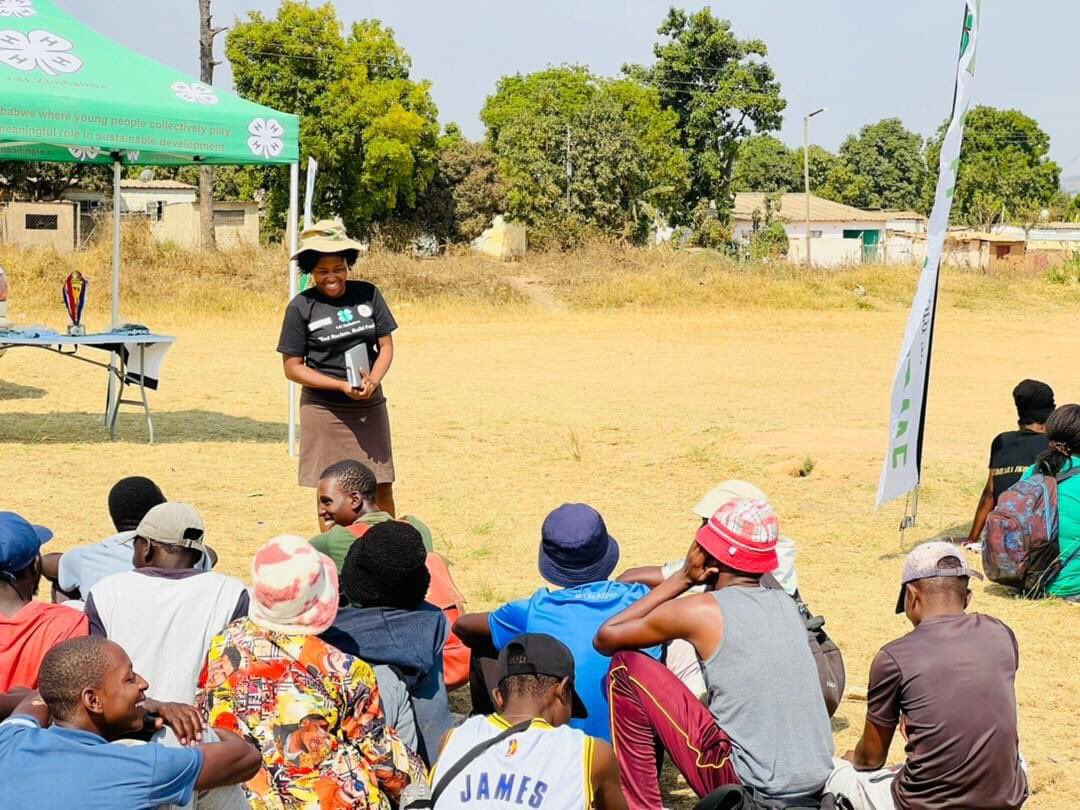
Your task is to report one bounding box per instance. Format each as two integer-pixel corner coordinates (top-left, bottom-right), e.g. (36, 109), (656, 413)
(983, 466), (1080, 597)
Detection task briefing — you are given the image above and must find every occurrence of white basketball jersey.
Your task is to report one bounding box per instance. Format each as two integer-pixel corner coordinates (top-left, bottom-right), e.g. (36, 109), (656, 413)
(432, 715), (594, 809)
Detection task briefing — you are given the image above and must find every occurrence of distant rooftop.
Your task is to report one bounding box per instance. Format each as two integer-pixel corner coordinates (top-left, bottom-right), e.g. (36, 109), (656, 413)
(880, 210), (926, 221)
(119, 179), (195, 190)
(732, 192), (886, 223)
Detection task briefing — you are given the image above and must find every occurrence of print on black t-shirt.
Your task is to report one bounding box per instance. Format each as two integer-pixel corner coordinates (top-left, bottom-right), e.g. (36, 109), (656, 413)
(277, 280), (398, 404)
(988, 430), (1050, 501)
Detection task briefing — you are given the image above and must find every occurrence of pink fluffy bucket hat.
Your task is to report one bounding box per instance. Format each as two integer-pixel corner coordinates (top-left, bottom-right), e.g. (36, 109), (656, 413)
(249, 535), (339, 635)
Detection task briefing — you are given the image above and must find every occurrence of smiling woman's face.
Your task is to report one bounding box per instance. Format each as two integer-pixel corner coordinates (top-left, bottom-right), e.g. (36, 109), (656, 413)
(312, 253), (350, 298)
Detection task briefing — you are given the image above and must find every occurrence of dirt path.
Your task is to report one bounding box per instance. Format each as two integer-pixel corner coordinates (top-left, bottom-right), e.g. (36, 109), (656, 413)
(506, 275), (566, 310)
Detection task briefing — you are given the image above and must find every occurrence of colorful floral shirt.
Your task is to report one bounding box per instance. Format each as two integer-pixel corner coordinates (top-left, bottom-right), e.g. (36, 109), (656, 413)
(197, 618), (425, 809)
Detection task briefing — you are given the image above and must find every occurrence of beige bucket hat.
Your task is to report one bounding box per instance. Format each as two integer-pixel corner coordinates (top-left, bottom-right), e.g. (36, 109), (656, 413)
(290, 218), (367, 261)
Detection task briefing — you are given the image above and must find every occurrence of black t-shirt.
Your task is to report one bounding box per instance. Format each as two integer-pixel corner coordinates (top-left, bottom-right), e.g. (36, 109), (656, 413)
(277, 281), (397, 404)
(989, 429), (1049, 500)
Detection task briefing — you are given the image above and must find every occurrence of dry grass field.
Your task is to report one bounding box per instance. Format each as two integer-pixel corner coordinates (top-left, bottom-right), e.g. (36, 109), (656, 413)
(2, 237), (1079, 806)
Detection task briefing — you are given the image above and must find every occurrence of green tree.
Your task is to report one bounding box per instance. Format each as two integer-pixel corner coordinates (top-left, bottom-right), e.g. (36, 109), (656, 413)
(0, 162), (111, 201)
(480, 66), (689, 241)
(924, 106), (1060, 230)
(820, 118), (926, 210)
(628, 7), (786, 216)
(797, 145), (839, 193)
(225, 2), (439, 235)
(415, 126), (508, 242)
(731, 135), (799, 192)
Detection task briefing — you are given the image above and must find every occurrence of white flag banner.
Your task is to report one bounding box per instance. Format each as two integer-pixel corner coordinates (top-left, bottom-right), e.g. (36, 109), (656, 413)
(304, 156), (318, 229)
(877, 0), (980, 508)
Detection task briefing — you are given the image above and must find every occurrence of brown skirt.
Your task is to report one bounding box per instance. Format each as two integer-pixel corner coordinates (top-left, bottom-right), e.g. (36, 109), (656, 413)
(298, 388), (395, 487)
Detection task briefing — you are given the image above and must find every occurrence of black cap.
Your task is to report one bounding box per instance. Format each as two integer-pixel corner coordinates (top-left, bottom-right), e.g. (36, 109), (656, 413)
(497, 633), (588, 719)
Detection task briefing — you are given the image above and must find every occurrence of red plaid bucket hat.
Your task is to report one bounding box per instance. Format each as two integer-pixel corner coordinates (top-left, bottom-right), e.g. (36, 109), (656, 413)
(695, 498), (779, 574)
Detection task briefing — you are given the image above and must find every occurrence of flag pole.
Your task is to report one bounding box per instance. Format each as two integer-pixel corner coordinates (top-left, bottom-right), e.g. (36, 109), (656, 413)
(877, 0), (979, 530)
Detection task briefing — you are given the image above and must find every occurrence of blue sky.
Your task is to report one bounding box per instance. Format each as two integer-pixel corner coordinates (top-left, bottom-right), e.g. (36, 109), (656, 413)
(59, 1), (1080, 184)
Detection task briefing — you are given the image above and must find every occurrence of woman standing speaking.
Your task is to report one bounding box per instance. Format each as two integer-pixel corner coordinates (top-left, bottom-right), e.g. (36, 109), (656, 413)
(277, 220), (398, 514)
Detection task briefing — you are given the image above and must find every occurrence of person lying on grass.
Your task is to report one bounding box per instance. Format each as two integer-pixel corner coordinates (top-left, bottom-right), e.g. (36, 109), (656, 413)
(826, 542), (1026, 810)
(0, 637), (260, 809)
(593, 498), (833, 810)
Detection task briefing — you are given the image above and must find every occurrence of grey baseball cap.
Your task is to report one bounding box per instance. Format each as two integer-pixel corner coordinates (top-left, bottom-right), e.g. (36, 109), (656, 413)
(895, 541), (982, 613)
(135, 502), (206, 551)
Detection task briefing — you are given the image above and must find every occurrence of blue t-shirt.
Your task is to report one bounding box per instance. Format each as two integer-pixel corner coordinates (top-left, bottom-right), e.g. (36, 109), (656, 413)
(0, 715), (204, 809)
(488, 581), (661, 741)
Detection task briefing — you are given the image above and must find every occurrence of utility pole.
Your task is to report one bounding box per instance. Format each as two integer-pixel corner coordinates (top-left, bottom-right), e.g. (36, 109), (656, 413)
(198, 0), (225, 250)
(565, 124), (572, 212)
(803, 107), (826, 268)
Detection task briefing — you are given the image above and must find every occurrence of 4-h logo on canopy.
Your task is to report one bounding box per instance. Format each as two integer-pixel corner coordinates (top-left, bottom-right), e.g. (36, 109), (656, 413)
(0, 29), (82, 75)
(172, 81), (218, 105)
(67, 146), (100, 161)
(247, 118), (284, 160)
(0, 0), (36, 18)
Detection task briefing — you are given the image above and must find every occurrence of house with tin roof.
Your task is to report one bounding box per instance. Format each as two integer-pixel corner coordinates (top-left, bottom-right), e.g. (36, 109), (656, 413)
(731, 192), (887, 267)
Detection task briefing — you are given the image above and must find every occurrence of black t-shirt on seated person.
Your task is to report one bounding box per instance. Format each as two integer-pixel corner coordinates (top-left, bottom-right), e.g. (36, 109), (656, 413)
(867, 613), (1027, 810)
(989, 429), (1049, 500)
(277, 280), (397, 405)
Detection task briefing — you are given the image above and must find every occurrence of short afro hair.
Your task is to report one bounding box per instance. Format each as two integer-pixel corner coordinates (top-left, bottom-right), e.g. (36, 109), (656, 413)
(341, 521), (430, 610)
(319, 459), (377, 501)
(298, 249), (359, 274)
(108, 476), (165, 532)
(499, 673), (562, 704)
(38, 637), (114, 721)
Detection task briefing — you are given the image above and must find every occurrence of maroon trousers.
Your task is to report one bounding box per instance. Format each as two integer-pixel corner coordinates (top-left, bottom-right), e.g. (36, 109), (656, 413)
(607, 651), (740, 809)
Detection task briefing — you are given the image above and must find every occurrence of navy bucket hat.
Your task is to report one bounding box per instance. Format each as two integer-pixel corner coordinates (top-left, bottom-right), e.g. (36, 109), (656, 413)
(538, 503), (620, 588)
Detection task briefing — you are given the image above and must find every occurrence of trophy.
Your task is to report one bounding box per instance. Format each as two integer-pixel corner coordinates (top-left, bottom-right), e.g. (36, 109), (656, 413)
(62, 271), (87, 336)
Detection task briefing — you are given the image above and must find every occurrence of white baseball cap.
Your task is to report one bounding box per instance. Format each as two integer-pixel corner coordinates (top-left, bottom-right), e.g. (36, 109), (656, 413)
(692, 480), (768, 519)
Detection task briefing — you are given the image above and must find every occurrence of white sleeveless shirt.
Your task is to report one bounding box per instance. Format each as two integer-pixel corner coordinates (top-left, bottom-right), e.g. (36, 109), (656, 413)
(431, 714), (594, 809)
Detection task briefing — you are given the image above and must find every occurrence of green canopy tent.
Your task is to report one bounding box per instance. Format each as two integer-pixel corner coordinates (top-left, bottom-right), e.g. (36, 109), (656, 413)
(0, 0), (304, 450)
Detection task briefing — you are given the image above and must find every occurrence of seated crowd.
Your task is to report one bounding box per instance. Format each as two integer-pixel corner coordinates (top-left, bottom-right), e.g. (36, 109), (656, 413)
(3, 391), (1075, 809)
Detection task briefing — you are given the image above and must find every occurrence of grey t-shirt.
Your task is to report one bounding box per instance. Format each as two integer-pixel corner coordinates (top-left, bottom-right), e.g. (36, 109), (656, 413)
(702, 585), (834, 800)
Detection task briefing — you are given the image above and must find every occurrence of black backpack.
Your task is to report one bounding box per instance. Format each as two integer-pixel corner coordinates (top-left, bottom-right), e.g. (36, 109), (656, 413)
(762, 574), (846, 717)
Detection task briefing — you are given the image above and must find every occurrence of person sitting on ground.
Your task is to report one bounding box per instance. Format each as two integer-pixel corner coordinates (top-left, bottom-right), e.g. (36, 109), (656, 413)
(40, 476), (214, 606)
(0, 637), (261, 809)
(1022, 404), (1080, 601)
(454, 503), (661, 743)
(429, 633), (626, 810)
(965, 379), (1054, 546)
(594, 498), (833, 809)
(320, 520), (451, 766)
(0, 512), (87, 691)
(312, 458), (471, 690)
(198, 534), (425, 808)
(618, 479), (800, 597)
(616, 480), (800, 701)
(84, 502), (248, 712)
(826, 542), (1027, 809)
